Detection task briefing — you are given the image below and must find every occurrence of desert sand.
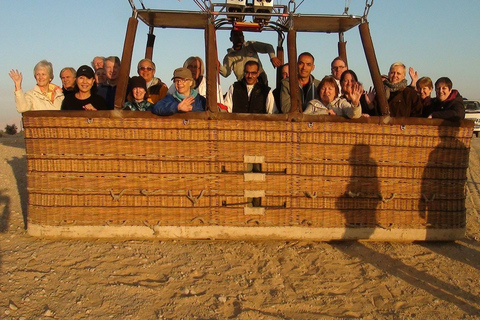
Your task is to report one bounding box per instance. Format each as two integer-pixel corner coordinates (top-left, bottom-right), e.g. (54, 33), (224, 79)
(0, 132), (479, 319)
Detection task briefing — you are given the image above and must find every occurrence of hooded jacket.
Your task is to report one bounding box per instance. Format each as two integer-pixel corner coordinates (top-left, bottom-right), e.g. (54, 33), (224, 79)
(427, 89), (465, 121)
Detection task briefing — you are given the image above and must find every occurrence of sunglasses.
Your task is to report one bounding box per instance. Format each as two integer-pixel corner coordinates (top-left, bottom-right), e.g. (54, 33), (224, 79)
(139, 66), (154, 71)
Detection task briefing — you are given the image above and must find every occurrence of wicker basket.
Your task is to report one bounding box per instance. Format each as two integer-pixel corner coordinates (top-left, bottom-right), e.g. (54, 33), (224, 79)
(23, 111), (473, 240)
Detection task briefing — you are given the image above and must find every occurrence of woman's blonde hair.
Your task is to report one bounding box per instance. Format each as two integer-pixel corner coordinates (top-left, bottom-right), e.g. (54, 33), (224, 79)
(183, 56), (205, 78)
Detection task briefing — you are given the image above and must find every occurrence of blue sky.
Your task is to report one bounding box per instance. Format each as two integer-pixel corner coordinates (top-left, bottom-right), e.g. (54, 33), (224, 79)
(1, 0), (479, 129)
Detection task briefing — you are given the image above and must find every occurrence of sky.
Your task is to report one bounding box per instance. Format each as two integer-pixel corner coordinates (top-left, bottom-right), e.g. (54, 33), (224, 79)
(1, 0), (479, 129)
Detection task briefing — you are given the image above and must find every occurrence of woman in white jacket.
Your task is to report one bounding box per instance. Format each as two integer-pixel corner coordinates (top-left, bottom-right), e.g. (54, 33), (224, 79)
(9, 60), (64, 113)
(304, 76), (361, 119)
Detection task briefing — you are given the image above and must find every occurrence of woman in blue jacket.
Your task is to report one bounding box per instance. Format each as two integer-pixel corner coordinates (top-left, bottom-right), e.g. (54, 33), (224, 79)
(152, 68), (205, 116)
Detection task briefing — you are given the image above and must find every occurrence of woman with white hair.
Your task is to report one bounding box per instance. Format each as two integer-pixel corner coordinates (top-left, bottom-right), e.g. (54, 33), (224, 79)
(168, 56), (223, 104)
(382, 62), (423, 117)
(9, 60), (64, 112)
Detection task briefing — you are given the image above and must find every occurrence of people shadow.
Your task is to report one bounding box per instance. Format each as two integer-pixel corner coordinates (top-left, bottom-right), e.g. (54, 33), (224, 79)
(0, 189), (11, 233)
(0, 189), (11, 272)
(7, 156), (28, 228)
(419, 124), (469, 240)
(418, 124), (479, 269)
(332, 131), (480, 315)
(420, 239), (480, 271)
(336, 144), (381, 240)
(332, 241), (480, 314)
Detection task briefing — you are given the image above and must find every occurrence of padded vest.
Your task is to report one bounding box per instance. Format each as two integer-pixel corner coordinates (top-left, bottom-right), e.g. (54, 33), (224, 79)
(232, 81), (271, 114)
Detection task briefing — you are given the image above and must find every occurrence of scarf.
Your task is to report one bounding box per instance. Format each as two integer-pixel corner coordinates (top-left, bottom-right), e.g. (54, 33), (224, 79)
(383, 79), (407, 100)
(41, 84), (62, 104)
(173, 89), (198, 102)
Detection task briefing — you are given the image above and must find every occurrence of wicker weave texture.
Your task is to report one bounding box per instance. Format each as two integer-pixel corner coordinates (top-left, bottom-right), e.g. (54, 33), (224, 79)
(24, 116), (471, 233)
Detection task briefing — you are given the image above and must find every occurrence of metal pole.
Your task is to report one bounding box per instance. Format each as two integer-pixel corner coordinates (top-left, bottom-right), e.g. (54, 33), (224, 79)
(205, 19), (218, 113)
(287, 29), (300, 114)
(115, 16), (138, 110)
(359, 21), (388, 115)
(145, 26), (155, 60)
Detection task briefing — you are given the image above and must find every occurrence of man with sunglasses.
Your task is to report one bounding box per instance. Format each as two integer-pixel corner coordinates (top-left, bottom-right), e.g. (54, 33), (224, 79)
(137, 59), (168, 104)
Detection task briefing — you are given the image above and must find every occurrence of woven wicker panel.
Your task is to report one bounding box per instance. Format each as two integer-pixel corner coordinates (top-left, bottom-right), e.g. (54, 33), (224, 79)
(293, 177), (465, 198)
(27, 159), (233, 174)
(23, 116), (211, 130)
(29, 206), (216, 226)
(291, 208), (465, 229)
(25, 139), (214, 160)
(28, 173), (214, 191)
(24, 114), (472, 236)
(291, 122), (472, 147)
(25, 127), (214, 141)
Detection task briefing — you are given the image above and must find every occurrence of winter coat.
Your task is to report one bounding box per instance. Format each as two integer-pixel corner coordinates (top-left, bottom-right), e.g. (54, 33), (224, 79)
(304, 97), (361, 119)
(14, 84), (64, 113)
(387, 86), (423, 117)
(426, 90), (465, 121)
(152, 92), (205, 116)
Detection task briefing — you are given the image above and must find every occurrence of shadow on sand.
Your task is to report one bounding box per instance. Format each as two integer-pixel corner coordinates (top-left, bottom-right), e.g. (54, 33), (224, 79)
(333, 241), (480, 315)
(419, 239), (480, 271)
(6, 156), (28, 228)
(0, 189), (11, 272)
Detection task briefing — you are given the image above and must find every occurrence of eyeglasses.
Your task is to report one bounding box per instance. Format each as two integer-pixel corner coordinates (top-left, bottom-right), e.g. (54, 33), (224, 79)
(174, 78), (188, 84)
(139, 66), (154, 71)
(244, 71), (258, 76)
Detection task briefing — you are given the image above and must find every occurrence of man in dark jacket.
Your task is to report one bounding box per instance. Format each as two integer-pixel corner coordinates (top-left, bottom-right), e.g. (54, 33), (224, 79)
(223, 61), (278, 114)
(424, 77), (465, 121)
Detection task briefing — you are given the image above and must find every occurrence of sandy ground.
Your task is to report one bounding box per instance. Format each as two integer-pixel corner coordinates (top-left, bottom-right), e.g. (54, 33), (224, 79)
(0, 132), (479, 320)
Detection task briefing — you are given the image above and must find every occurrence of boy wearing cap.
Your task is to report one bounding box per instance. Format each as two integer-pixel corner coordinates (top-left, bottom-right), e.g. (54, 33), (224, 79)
(152, 68), (206, 116)
(61, 65), (109, 111)
(124, 76), (153, 111)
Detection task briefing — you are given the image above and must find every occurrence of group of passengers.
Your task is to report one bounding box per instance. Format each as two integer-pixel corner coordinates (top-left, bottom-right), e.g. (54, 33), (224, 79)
(9, 30), (465, 121)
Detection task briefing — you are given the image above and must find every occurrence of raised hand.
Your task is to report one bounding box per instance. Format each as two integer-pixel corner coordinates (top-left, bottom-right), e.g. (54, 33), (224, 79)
(9, 69), (23, 91)
(270, 57), (282, 68)
(178, 96), (195, 112)
(409, 67), (418, 87)
(350, 82), (363, 106)
(364, 86), (376, 105)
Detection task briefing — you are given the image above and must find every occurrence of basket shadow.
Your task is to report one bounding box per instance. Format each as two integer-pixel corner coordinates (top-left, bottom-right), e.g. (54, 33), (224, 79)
(7, 156), (28, 228)
(332, 241), (480, 315)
